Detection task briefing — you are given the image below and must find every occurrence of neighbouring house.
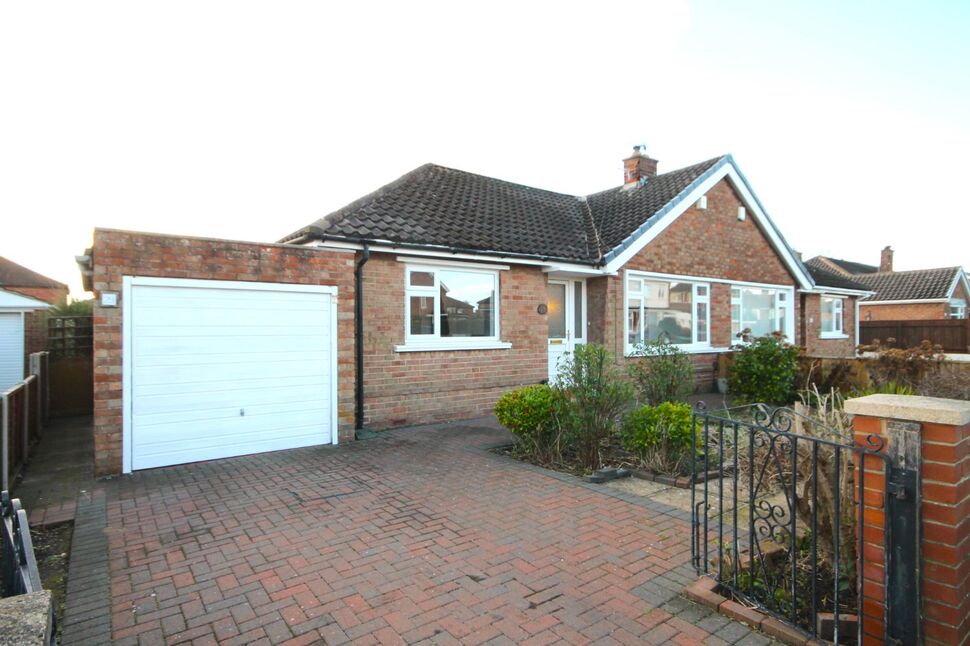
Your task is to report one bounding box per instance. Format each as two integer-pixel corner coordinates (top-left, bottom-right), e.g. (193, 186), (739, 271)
(0, 257), (65, 389)
(807, 247), (970, 321)
(78, 148), (870, 475)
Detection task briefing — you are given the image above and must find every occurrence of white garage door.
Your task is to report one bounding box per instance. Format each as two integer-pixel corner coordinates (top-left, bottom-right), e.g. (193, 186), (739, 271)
(125, 277), (337, 471)
(0, 312), (25, 392)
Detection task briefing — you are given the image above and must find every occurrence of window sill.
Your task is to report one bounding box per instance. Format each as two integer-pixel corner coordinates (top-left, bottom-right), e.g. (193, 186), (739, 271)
(820, 334), (849, 340)
(625, 345), (729, 357)
(395, 341), (513, 353)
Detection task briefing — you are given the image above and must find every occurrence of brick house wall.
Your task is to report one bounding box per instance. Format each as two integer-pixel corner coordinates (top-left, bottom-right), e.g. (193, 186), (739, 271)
(360, 252), (547, 429)
(861, 302), (948, 321)
(587, 178), (802, 385)
(90, 229), (357, 476)
(801, 293), (858, 357)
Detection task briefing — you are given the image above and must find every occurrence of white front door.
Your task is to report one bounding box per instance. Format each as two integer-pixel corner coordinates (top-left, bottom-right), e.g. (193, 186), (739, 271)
(547, 279), (585, 383)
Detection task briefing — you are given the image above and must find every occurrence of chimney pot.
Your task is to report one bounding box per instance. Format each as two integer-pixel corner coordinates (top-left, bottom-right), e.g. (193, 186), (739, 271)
(623, 146), (658, 185)
(880, 246), (894, 272)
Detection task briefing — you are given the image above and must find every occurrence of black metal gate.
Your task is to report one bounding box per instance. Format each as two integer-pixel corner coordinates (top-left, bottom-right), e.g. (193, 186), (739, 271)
(690, 403), (918, 644)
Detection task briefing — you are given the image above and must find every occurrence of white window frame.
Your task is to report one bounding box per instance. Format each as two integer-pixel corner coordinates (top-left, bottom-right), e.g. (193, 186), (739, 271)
(399, 263), (510, 352)
(820, 295), (847, 338)
(948, 299), (966, 319)
(624, 270), (711, 355)
(730, 285), (796, 343)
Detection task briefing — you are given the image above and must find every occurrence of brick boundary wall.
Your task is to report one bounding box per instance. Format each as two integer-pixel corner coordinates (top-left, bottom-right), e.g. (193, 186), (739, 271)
(90, 228), (357, 476)
(846, 394), (970, 646)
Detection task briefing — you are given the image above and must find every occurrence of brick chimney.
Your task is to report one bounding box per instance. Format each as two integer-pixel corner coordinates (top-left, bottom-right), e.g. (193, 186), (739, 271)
(623, 145), (658, 185)
(880, 245), (893, 272)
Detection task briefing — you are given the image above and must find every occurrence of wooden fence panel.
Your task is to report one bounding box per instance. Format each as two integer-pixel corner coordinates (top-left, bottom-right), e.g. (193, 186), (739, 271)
(860, 319), (970, 353)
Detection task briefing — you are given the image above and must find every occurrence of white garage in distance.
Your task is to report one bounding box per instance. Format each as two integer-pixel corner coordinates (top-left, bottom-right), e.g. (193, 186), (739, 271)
(123, 277), (338, 472)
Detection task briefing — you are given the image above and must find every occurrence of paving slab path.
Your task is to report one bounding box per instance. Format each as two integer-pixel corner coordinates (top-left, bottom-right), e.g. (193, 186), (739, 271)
(63, 418), (771, 645)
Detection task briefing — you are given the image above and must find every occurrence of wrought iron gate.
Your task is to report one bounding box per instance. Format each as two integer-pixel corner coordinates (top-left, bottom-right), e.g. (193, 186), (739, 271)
(690, 403), (918, 644)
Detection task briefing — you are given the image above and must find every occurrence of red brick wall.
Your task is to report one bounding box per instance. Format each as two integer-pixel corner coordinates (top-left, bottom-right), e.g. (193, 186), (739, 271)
(861, 302), (946, 321)
(851, 407), (970, 646)
(5, 285), (68, 305)
(360, 253), (546, 429)
(801, 293), (858, 357)
(90, 229), (357, 476)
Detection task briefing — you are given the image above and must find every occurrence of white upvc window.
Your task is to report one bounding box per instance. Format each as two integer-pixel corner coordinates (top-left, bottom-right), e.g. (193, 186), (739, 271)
(731, 286), (794, 342)
(625, 272), (710, 353)
(948, 299), (967, 319)
(820, 296), (846, 338)
(402, 264), (506, 350)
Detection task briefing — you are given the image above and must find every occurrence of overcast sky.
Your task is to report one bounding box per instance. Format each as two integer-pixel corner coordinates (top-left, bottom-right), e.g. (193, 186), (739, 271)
(2, 1), (968, 297)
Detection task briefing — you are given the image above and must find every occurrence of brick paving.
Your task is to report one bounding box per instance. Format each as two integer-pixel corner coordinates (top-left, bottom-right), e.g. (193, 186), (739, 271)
(65, 418), (770, 645)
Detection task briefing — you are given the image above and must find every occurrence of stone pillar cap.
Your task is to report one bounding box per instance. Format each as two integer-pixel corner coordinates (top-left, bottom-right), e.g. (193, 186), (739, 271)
(845, 394), (970, 427)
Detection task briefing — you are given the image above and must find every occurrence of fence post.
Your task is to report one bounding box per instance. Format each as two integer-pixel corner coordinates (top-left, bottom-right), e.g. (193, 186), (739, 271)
(29, 354), (43, 437)
(23, 378), (31, 454)
(846, 394), (970, 646)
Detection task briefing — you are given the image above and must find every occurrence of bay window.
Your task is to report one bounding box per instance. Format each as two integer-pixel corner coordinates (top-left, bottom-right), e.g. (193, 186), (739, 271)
(949, 299), (967, 319)
(820, 296), (845, 337)
(626, 274), (709, 351)
(731, 287), (793, 341)
(404, 265), (501, 347)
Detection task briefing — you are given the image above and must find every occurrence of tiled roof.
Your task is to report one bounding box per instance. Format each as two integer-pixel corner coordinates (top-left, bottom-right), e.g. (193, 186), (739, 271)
(854, 267), (963, 302)
(281, 157), (726, 264)
(825, 257), (879, 275)
(805, 264), (871, 291)
(0, 256), (66, 289)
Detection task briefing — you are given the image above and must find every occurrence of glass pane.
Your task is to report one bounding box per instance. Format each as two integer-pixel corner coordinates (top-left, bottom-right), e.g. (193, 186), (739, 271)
(409, 295), (435, 335)
(627, 297), (641, 346)
(644, 280), (692, 345)
(696, 302), (708, 343)
(732, 304), (741, 339)
(696, 285), (708, 298)
(409, 271), (435, 287)
(438, 270), (495, 337)
(627, 278), (641, 293)
(821, 298), (833, 333)
(731, 287), (741, 300)
(574, 282), (583, 339)
(741, 288), (778, 338)
(548, 283), (566, 338)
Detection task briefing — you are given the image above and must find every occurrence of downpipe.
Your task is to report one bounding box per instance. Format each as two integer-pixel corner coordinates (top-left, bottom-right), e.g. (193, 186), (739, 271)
(354, 245), (370, 435)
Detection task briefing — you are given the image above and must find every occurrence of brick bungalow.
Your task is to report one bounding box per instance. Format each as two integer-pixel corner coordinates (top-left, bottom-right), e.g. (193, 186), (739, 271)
(79, 149), (869, 475)
(807, 248), (969, 321)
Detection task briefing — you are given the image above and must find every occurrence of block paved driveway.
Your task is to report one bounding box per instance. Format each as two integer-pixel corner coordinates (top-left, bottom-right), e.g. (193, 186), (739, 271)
(66, 419), (769, 645)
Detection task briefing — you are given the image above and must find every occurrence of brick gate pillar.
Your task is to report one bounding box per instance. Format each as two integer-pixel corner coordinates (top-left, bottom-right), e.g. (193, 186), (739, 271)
(845, 394), (970, 646)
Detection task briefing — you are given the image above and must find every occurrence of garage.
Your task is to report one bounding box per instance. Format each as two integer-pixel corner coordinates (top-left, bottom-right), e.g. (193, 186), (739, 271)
(1, 289), (51, 391)
(123, 277), (338, 472)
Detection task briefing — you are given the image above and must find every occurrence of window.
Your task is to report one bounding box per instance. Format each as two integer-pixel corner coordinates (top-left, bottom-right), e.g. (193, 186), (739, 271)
(626, 275), (709, 351)
(404, 265), (500, 346)
(731, 287), (793, 341)
(820, 296), (845, 337)
(949, 299), (967, 319)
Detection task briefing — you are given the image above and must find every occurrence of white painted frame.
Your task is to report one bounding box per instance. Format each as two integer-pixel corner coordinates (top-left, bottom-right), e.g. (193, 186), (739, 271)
(820, 295), (847, 339)
(399, 262), (509, 352)
(624, 270), (713, 355)
(121, 276), (340, 474)
(729, 284), (797, 345)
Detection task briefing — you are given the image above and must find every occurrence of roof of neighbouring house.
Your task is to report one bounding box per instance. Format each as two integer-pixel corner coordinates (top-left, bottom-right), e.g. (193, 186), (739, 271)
(804, 263), (872, 292)
(808, 256), (879, 276)
(851, 267), (965, 302)
(280, 157), (725, 264)
(0, 256), (67, 290)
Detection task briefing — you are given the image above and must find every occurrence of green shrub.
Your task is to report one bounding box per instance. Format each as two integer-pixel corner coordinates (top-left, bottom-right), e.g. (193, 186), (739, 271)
(620, 402), (696, 475)
(728, 332), (801, 405)
(494, 384), (560, 463)
(628, 340), (696, 405)
(555, 344), (635, 471)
